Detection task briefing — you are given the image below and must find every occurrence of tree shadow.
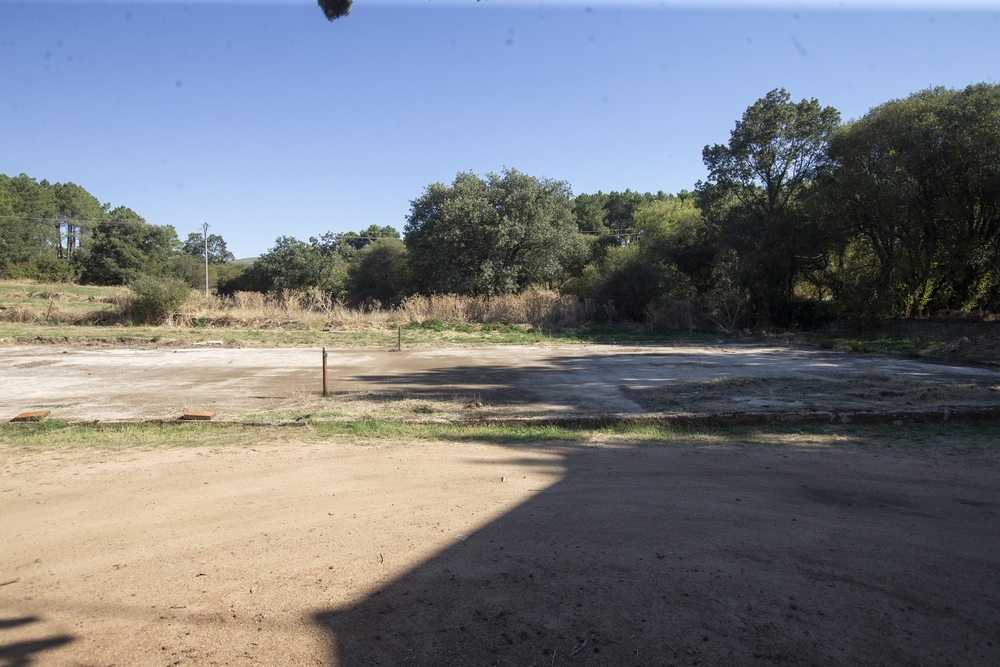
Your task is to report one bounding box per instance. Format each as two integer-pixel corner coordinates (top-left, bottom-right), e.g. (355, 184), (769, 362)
(0, 616), (74, 667)
(337, 348), (794, 408)
(335, 348), (999, 414)
(311, 443), (1000, 666)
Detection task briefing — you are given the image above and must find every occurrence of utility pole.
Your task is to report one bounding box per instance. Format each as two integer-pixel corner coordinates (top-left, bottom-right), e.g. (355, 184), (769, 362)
(202, 222), (210, 297)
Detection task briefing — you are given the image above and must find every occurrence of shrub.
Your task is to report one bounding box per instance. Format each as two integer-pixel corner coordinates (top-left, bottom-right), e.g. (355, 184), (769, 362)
(570, 245), (695, 322)
(405, 316), (446, 331)
(127, 275), (190, 324)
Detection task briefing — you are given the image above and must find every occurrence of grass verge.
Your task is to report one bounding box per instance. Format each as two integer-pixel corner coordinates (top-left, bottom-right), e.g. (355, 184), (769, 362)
(3, 419), (999, 460)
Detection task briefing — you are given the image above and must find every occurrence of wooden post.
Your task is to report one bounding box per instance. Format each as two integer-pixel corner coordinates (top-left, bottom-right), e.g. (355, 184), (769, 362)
(397, 324), (402, 352)
(322, 346), (328, 397)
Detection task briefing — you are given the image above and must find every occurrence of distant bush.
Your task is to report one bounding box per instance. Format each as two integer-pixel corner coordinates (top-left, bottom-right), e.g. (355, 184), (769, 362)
(167, 256), (247, 291)
(167, 255), (212, 289)
(345, 238), (411, 307)
(216, 262), (269, 296)
(127, 275), (190, 324)
(3, 259), (76, 283)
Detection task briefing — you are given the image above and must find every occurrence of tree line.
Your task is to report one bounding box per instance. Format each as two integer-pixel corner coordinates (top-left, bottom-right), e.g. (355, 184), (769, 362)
(3, 83), (998, 330)
(0, 176), (235, 287)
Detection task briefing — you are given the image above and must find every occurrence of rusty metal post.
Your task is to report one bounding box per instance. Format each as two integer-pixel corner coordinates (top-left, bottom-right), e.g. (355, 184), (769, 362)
(397, 324), (402, 352)
(322, 346), (328, 397)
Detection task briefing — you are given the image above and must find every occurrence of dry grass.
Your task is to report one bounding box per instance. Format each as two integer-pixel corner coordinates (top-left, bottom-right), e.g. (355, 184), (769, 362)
(0, 285), (128, 325)
(395, 292), (595, 329)
(0, 283), (595, 332)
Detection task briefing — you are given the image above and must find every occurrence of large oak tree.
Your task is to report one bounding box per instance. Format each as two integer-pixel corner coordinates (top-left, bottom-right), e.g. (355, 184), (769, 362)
(404, 169), (580, 296)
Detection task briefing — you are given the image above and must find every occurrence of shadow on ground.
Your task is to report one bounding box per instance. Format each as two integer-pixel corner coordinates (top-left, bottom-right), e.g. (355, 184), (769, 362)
(340, 349), (1000, 415)
(0, 616), (73, 667)
(313, 444), (1000, 666)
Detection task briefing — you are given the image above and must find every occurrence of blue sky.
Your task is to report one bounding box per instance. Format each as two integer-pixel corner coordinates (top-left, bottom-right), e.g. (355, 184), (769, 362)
(2, 1), (999, 258)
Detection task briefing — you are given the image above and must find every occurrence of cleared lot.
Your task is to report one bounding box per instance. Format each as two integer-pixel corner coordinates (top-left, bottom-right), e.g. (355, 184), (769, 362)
(1, 433), (998, 666)
(2, 344), (998, 666)
(2, 344), (999, 421)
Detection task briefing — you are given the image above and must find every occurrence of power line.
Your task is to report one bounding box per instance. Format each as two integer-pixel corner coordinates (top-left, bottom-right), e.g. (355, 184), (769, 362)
(0, 215), (151, 225)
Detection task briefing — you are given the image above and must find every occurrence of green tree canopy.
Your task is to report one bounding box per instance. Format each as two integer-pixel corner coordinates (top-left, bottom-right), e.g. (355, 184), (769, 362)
(825, 83), (1000, 319)
(182, 232), (235, 264)
(77, 207), (179, 285)
(573, 192), (611, 233)
(225, 225), (402, 296)
(246, 234), (347, 294)
(565, 196), (705, 321)
(405, 168), (580, 296)
(338, 224), (400, 252)
(0, 174), (59, 275)
(52, 182), (101, 257)
(632, 198), (703, 242)
(699, 88), (841, 324)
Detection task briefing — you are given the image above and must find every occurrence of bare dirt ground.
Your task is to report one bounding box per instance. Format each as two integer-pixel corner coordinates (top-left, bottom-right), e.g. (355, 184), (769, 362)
(2, 434), (999, 667)
(2, 344), (999, 421)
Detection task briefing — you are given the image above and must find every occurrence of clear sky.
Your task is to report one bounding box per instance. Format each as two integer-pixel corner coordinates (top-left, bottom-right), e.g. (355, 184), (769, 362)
(2, 0), (999, 258)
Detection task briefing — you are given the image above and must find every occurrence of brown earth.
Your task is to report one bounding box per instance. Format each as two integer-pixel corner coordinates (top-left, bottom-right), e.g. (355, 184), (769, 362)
(2, 434), (999, 667)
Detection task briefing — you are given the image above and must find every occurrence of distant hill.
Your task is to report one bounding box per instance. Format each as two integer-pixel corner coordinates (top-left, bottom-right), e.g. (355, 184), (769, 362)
(232, 257), (258, 265)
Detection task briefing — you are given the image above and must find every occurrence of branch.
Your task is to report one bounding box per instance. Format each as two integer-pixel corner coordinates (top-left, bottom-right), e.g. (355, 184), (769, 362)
(318, 0), (352, 21)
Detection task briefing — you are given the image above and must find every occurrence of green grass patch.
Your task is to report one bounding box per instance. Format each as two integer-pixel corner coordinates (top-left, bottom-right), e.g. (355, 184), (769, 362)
(0, 420), (270, 452)
(4, 418), (998, 460)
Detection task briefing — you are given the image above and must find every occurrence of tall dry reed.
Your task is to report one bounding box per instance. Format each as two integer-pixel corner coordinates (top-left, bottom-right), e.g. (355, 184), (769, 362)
(1, 284), (596, 331)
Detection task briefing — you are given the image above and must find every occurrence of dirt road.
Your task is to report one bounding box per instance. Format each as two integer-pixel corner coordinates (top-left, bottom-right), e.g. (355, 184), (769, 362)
(2, 437), (998, 666)
(2, 344), (999, 421)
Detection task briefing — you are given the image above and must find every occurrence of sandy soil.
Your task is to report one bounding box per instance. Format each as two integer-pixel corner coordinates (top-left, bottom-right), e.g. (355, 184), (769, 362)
(2, 437), (998, 667)
(2, 345), (999, 421)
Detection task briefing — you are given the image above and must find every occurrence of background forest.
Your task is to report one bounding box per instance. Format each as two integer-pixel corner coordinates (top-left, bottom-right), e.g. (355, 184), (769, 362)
(3, 83), (998, 331)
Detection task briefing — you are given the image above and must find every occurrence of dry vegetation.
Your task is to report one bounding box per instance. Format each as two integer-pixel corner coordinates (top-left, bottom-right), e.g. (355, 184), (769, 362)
(193, 290), (598, 331)
(0, 282), (602, 331)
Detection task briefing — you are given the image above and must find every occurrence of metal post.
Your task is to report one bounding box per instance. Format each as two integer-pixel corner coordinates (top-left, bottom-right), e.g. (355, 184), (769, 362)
(322, 346), (328, 397)
(202, 222), (210, 297)
(397, 324), (402, 352)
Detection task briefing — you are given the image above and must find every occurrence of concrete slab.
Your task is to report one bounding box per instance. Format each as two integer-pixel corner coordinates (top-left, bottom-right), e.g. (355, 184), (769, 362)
(1, 344), (998, 421)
